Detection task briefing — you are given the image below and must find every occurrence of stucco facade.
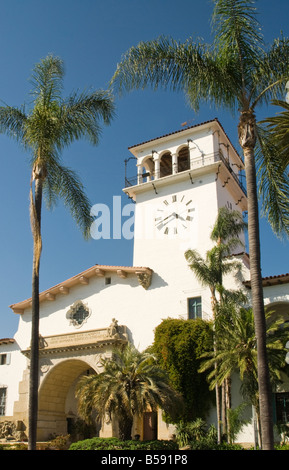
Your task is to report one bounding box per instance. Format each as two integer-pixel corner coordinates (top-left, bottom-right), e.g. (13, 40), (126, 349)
(0, 119), (288, 444)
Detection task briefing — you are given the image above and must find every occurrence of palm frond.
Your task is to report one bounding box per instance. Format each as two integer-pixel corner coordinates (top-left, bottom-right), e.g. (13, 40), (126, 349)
(212, 0), (264, 63)
(0, 105), (27, 144)
(43, 159), (93, 239)
(211, 206), (247, 245)
(250, 35), (289, 107)
(30, 54), (64, 105)
(261, 99), (289, 168)
(111, 36), (239, 113)
(61, 89), (115, 146)
(255, 124), (289, 238)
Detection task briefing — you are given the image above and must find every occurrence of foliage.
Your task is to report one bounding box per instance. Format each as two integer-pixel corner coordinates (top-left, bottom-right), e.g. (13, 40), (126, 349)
(200, 306), (289, 407)
(45, 434), (71, 450)
(226, 403), (250, 444)
(274, 443), (289, 451)
(175, 418), (210, 447)
(262, 99), (289, 171)
(0, 443), (28, 450)
(0, 54), (115, 239)
(175, 418), (244, 450)
(151, 318), (213, 422)
(76, 343), (183, 440)
(69, 437), (178, 451)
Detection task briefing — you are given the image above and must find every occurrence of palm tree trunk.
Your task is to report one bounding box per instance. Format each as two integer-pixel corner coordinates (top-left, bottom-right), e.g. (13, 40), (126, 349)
(221, 381), (227, 438)
(211, 291), (222, 443)
(226, 377), (231, 443)
(119, 416), (133, 441)
(239, 110), (274, 450)
(28, 174), (43, 450)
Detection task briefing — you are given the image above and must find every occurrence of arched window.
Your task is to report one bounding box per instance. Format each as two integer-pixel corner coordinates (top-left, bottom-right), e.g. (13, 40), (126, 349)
(178, 146), (190, 173)
(160, 152), (172, 178)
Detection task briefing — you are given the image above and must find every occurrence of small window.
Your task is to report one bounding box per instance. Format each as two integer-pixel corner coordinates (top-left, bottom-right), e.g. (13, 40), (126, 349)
(188, 297), (202, 319)
(275, 392), (289, 424)
(0, 354), (10, 365)
(0, 388), (7, 415)
(105, 277), (111, 285)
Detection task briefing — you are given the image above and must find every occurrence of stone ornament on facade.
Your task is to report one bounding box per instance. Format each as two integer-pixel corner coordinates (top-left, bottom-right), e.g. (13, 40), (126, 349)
(66, 300), (91, 328)
(0, 420), (26, 441)
(107, 318), (120, 338)
(136, 272), (152, 290)
(39, 358), (51, 374)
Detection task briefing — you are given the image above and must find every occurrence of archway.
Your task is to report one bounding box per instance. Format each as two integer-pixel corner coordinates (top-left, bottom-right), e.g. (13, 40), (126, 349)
(37, 359), (96, 441)
(177, 146), (190, 173)
(160, 152), (172, 178)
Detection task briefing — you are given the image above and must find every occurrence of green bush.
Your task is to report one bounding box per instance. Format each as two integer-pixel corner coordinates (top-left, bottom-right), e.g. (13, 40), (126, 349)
(69, 437), (178, 451)
(274, 443), (289, 450)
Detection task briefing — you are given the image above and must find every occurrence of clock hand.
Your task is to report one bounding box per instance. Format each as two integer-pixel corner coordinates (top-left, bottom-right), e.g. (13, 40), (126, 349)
(175, 214), (185, 221)
(155, 212), (176, 225)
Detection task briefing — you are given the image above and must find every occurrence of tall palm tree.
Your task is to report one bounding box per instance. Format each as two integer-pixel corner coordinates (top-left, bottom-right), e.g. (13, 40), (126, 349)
(110, 0), (289, 448)
(0, 55), (115, 450)
(76, 343), (183, 440)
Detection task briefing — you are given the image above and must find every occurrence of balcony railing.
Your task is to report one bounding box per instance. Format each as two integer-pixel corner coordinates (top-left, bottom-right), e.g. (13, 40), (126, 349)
(125, 151), (246, 196)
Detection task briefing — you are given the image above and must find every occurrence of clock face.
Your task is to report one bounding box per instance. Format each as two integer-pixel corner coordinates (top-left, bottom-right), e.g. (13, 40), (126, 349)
(154, 194), (195, 237)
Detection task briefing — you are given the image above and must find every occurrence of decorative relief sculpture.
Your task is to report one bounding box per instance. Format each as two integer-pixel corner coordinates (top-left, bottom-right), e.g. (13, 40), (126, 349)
(136, 272), (152, 290)
(107, 318), (120, 338)
(0, 420), (26, 441)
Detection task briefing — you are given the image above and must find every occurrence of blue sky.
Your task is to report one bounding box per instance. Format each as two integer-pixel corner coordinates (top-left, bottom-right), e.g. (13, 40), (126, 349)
(1, 0), (289, 338)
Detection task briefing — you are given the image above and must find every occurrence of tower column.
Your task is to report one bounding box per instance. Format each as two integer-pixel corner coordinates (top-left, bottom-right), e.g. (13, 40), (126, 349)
(153, 152), (160, 179)
(187, 140), (196, 169)
(137, 163), (142, 184)
(172, 153), (178, 174)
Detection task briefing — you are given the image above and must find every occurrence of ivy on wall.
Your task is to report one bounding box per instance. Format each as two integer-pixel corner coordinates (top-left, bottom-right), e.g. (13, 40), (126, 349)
(151, 318), (214, 422)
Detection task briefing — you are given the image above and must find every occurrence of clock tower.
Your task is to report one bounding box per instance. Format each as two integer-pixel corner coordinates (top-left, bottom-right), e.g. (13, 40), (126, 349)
(124, 119), (248, 317)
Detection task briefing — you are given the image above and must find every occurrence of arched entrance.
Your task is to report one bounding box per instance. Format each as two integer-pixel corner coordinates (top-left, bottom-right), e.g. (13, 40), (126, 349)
(37, 359), (96, 441)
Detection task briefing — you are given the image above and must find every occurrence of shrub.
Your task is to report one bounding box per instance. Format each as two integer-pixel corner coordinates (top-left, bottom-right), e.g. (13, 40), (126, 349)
(69, 437), (178, 451)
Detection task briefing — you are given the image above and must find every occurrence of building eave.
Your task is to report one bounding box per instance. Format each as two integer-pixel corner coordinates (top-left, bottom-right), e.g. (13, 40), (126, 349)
(0, 338), (15, 345)
(10, 264), (153, 314)
(128, 118), (243, 167)
(243, 272), (289, 289)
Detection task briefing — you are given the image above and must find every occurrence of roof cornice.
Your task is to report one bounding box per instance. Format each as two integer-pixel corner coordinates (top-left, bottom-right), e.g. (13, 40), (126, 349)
(243, 272), (289, 289)
(10, 264), (153, 314)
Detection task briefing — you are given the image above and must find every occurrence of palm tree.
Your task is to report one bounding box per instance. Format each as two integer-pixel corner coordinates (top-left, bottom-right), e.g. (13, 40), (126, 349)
(76, 343), (183, 440)
(110, 0), (289, 448)
(185, 206), (247, 313)
(185, 207), (247, 442)
(0, 55), (115, 450)
(200, 305), (289, 447)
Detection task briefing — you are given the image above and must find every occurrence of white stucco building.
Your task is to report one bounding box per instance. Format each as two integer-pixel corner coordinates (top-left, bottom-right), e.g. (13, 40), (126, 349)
(0, 119), (288, 444)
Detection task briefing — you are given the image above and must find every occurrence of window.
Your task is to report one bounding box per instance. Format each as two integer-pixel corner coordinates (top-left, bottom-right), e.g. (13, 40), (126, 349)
(105, 277), (111, 285)
(0, 388), (6, 415)
(0, 354), (10, 365)
(275, 392), (289, 424)
(67, 301), (90, 328)
(188, 297), (202, 319)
